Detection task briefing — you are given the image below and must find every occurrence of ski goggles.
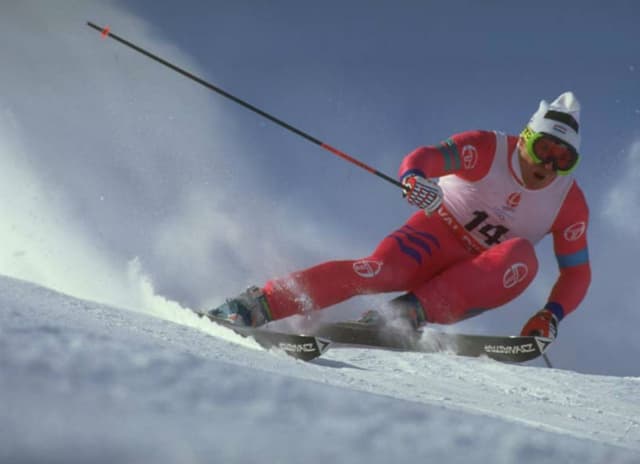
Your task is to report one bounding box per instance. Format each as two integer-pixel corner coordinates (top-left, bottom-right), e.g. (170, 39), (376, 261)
(521, 127), (579, 175)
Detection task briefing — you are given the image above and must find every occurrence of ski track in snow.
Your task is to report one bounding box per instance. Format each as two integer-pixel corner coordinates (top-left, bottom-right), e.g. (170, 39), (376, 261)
(1, 276), (638, 464)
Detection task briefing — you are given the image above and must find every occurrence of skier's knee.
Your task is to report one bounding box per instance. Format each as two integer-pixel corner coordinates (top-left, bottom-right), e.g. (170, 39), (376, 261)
(507, 238), (538, 282)
(498, 238), (538, 292)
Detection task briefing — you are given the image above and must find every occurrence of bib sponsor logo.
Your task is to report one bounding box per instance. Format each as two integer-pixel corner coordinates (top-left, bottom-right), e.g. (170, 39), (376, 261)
(506, 192), (521, 209)
(503, 262), (528, 289)
(462, 145), (478, 170)
(438, 206), (486, 254)
(353, 260), (383, 278)
(564, 222), (586, 241)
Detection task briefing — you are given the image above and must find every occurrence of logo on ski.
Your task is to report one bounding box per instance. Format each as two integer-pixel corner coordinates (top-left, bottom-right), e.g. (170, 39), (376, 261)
(278, 342), (320, 354)
(277, 338), (331, 355)
(534, 337), (553, 354)
(483, 343), (537, 355)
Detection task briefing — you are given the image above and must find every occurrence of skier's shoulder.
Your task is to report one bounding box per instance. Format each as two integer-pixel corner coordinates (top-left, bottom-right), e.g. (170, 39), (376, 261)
(563, 179), (590, 215)
(443, 130), (499, 166)
(552, 179), (590, 236)
(449, 129), (497, 147)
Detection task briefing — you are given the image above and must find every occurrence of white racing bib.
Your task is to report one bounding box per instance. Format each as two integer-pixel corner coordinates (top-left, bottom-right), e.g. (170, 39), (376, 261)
(439, 132), (573, 250)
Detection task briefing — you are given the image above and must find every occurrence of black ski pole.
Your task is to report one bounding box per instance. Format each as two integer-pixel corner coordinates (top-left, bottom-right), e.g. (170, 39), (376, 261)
(86, 22), (404, 191)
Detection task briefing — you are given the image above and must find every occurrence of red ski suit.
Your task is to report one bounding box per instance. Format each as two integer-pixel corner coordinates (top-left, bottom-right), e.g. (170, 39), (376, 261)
(263, 130), (591, 325)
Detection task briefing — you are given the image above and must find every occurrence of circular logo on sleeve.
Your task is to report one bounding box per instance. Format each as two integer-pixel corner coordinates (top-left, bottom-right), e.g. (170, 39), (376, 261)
(353, 260), (383, 278)
(462, 145), (478, 170)
(563, 222), (586, 241)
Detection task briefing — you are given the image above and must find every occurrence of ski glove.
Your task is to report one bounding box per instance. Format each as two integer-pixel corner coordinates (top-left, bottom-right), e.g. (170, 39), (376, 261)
(402, 175), (443, 214)
(520, 309), (558, 340)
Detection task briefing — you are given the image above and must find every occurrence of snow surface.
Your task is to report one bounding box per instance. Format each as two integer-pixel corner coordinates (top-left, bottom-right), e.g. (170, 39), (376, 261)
(1, 275), (638, 464)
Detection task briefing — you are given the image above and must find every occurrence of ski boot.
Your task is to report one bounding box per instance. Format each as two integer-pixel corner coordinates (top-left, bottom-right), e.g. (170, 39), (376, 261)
(357, 309), (387, 327)
(357, 293), (427, 330)
(208, 286), (273, 327)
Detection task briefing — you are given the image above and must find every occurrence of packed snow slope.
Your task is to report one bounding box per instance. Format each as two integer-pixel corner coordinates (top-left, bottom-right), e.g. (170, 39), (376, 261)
(1, 275), (638, 464)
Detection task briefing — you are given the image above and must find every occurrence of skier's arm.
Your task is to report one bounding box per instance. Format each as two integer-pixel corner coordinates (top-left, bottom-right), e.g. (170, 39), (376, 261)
(545, 183), (591, 321)
(398, 130), (497, 181)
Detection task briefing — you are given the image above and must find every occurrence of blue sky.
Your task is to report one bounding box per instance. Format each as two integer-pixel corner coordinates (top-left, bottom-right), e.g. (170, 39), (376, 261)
(1, 1), (639, 375)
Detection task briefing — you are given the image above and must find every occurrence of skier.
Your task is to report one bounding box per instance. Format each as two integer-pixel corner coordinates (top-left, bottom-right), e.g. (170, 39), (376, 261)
(209, 91), (591, 341)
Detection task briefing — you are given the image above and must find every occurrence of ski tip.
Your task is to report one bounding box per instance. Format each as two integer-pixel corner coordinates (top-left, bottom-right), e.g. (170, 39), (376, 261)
(316, 337), (332, 355)
(533, 336), (553, 354)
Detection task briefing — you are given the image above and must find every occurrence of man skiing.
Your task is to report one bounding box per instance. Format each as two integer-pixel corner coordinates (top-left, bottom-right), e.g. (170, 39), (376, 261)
(210, 91), (591, 342)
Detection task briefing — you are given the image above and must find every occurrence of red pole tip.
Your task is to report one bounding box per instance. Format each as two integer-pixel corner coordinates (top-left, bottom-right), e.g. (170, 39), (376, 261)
(101, 26), (110, 38)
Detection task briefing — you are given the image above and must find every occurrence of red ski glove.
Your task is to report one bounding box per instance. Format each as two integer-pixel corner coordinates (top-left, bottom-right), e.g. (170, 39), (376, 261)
(520, 309), (558, 340)
(402, 176), (443, 214)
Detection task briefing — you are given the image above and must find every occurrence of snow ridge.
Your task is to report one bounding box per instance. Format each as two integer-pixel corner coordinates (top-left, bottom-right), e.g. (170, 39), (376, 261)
(1, 276), (638, 464)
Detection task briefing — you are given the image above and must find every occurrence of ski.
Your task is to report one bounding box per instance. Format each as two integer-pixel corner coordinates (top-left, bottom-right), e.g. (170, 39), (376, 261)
(309, 321), (552, 363)
(195, 311), (551, 363)
(195, 311), (331, 362)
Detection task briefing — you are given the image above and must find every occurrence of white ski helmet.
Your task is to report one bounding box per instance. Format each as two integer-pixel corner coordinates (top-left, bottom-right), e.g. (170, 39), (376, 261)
(527, 91), (581, 153)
